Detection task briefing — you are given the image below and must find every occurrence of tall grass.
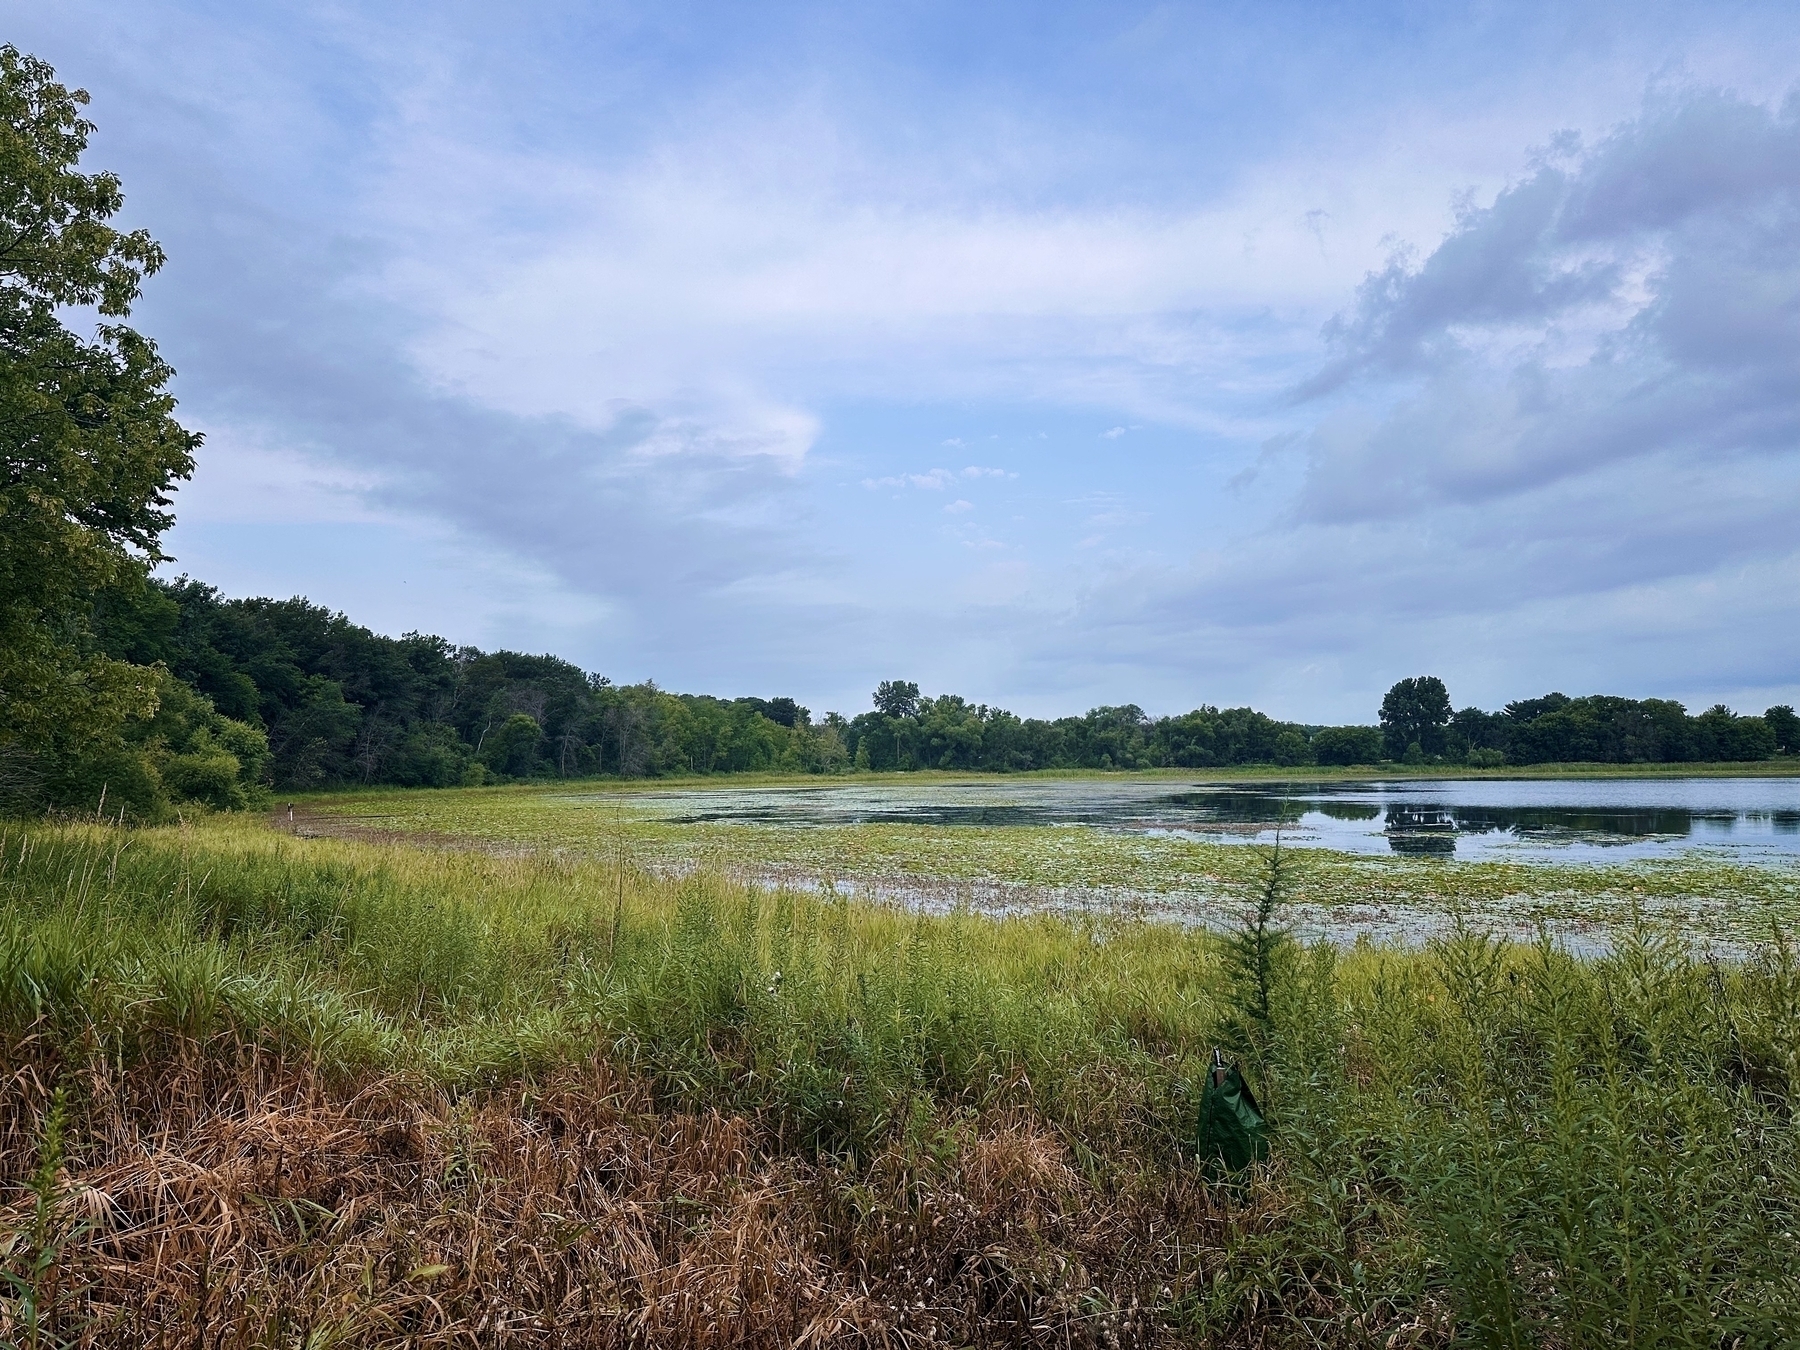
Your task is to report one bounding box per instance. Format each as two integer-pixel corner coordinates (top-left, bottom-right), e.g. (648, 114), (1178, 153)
(0, 820), (1222, 1114)
(3, 817), (1798, 1344)
(1256, 924), (1800, 1345)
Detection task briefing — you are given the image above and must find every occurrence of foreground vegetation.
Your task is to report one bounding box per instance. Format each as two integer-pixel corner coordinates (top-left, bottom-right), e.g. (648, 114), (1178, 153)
(3, 816), (1798, 1345)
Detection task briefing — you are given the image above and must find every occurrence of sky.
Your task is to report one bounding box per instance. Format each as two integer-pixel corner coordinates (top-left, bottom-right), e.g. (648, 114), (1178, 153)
(10, 0), (1800, 722)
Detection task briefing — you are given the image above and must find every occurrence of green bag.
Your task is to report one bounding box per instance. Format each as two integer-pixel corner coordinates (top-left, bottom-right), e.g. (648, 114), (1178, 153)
(1195, 1052), (1268, 1173)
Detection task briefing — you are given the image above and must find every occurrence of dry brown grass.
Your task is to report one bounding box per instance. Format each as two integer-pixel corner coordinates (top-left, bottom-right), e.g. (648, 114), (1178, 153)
(1, 1036), (1306, 1348)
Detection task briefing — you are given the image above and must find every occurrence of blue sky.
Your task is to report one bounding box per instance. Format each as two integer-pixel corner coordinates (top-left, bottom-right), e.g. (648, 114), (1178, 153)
(11, 1), (1800, 721)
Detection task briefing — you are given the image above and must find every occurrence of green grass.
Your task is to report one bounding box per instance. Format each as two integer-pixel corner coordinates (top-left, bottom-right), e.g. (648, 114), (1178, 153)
(0, 818), (1223, 1112)
(5, 814), (1800, 1343)
(294, 779), (1800, 952)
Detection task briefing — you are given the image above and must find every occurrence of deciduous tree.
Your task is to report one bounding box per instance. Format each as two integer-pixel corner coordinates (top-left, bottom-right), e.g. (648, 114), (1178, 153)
(1380, 676), (1451, 759)
(0, 46), (201, 810)
(872, 680), (921, 720)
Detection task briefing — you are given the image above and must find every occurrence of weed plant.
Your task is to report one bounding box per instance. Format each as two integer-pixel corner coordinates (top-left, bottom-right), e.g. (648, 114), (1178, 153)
(2, 817), (1798, 1345)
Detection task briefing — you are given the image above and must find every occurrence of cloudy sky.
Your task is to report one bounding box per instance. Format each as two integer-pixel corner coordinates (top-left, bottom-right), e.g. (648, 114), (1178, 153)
(12, 1), (1800, 721)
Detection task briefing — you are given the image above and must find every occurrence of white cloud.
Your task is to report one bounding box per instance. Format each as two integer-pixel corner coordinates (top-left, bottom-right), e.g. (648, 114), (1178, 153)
(863, 469), (950, 490)
(373, 91), (1544, 455)
(863, 465), (1012, 491)
(1006, 90), (1800, 716)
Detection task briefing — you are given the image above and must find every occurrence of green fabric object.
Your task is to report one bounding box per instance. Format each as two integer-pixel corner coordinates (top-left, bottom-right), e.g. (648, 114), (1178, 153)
(1196, 1060), (1268, 1172)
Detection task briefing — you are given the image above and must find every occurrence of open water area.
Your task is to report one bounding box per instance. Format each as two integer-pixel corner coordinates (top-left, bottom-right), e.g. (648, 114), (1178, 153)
(623, 775), (1800, 869)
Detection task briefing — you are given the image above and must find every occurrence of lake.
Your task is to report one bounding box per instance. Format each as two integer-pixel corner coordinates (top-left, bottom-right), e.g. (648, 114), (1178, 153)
(628, 775), (1800, 868)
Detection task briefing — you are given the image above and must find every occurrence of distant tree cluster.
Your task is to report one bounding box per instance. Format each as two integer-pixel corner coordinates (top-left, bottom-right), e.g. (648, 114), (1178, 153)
(94, 578), (853, 791)
(82, 581), (1398, 788)
(53, 585), (1800, 803)
(1375, 675), (1794, 767)
(1447, 692), (1793, 766)
(840, 696), (1326, 772)
(87, 573), (1409, 789)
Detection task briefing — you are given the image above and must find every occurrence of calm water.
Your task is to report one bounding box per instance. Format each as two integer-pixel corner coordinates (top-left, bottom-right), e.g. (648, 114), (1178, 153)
(624, 776), (1800, 866)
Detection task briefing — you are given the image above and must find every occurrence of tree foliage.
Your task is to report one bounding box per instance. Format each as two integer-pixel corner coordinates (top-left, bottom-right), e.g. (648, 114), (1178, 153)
(0, 46), (261, 817)
(1380, 676), (1452, 758)
(1450, 693), (1782, 765)
(1311, 725), (1386, 766)
(1384, 677), (1786, 767)
(872, 680), (921, 720)
(95, 578), (855, 788)
(1768, 706), (1800, 756)
(839, 695), (1324, 774)
(90, 583), (1794, 792)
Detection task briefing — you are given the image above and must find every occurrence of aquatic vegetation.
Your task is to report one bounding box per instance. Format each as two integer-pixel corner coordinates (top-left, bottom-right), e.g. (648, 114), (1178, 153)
(299, 779), (1800, 951)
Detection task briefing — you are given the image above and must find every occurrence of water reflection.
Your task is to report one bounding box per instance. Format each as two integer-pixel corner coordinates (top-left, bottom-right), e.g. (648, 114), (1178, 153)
(1383, 805), (1457, 855)
(619, 776), (1800, 867)
(1453, 806), (1696, 837)
(1387, 831), (1458, 856)
(1316, 801), (1381, 822)
(1164, 791), (1309, 823)
(1154, 784), (1800, 859)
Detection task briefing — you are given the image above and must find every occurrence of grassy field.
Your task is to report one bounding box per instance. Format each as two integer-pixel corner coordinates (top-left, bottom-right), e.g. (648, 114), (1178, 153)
(3, 806), (1799, 1346)
(291, 778), (1800, 953)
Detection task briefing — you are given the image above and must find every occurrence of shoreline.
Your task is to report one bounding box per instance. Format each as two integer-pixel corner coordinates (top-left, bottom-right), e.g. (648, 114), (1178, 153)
(287, 758), (1800, 804)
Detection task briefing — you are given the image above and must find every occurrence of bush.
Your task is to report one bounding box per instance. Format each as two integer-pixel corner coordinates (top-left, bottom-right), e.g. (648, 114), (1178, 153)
(134, 673), (270, 811)
(37, 672), (267, 819)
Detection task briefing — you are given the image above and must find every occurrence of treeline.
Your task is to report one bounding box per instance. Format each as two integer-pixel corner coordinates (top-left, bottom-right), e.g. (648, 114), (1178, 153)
(88, 584), (1418, 789)
(85, 581), (1362, 789)
(93, 578), (852, 792)
(1449, 694), (1795, 765)
(804, 682), (1797, 774)
(1378, 675), (1797, 766)
(84, 586), (1800, 798)
(840, 680), (1346, 773)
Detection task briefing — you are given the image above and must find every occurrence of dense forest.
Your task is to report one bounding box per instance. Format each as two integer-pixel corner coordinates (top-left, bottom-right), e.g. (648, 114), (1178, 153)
(74, 577), (1800, 799)
(89, 576), (1338, 788)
